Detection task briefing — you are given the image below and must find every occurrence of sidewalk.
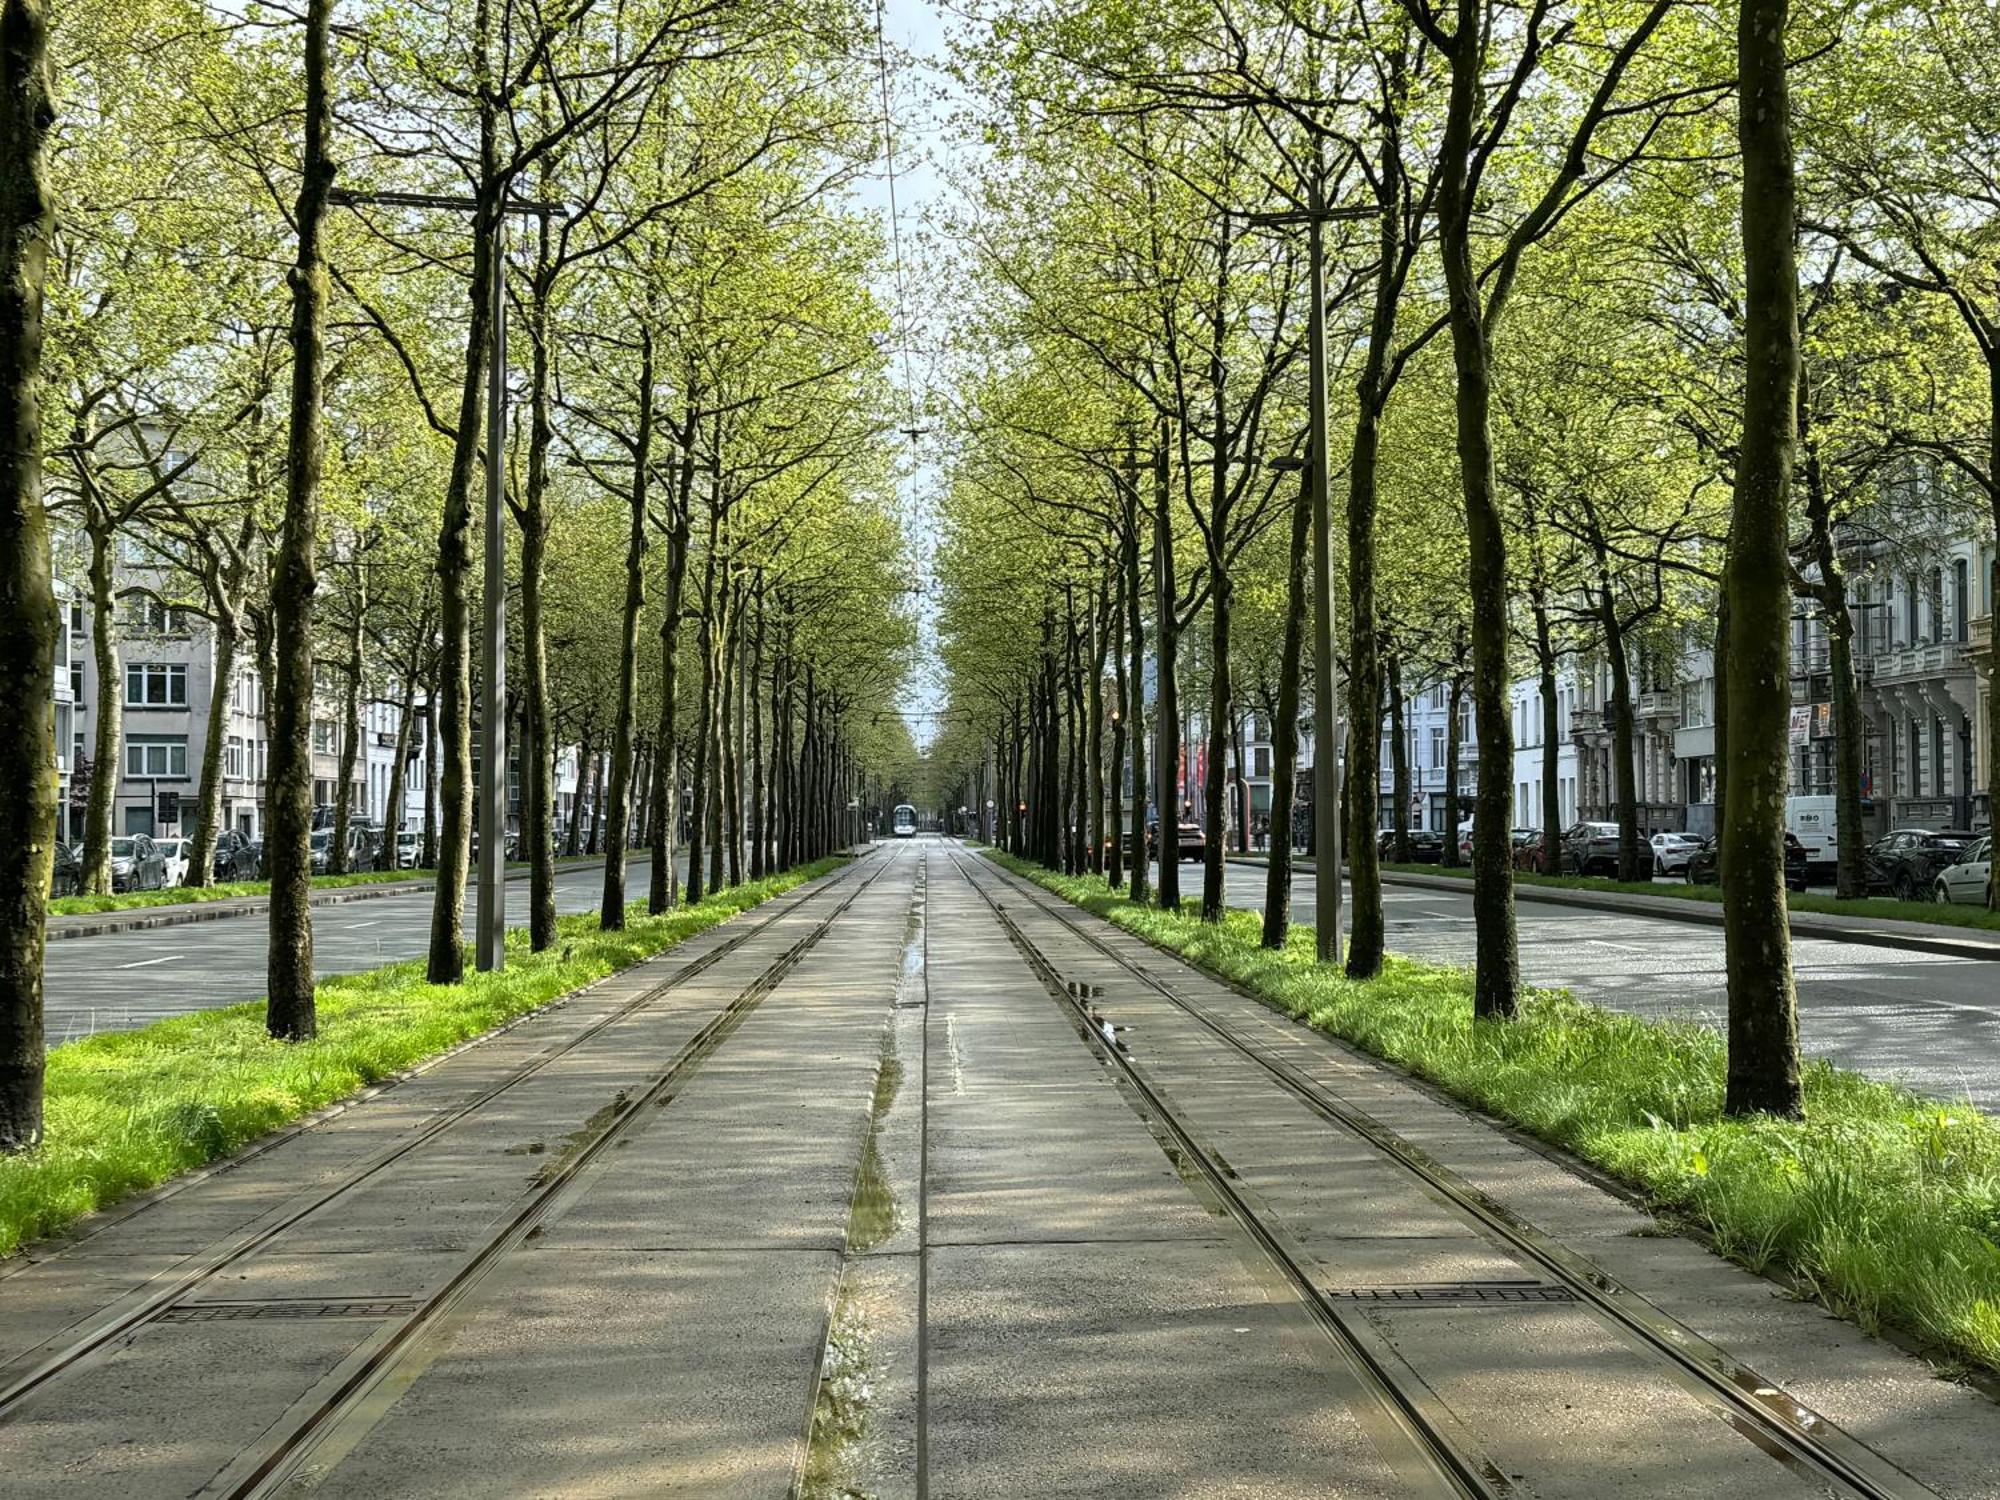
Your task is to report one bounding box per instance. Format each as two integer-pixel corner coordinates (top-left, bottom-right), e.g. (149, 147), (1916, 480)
(47, 855), (629, 942)
(1225, 854), (2000, 964)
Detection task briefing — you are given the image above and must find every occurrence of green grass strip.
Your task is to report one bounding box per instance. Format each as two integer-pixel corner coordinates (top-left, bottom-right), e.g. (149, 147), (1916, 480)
(1376, 860), (2000, 934)
(0, 856), (847, 1257)
(992, 852), (2000, 1376)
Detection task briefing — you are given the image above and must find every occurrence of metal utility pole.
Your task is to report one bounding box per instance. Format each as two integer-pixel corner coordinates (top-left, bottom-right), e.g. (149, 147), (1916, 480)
(1248, 178), (1371, 964)
(328, 188), (560, 973)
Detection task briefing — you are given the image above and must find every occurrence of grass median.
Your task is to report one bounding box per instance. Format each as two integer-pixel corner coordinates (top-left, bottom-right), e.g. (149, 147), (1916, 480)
(993, 852), (2000, 1377)
(0, 855), (846, 1257)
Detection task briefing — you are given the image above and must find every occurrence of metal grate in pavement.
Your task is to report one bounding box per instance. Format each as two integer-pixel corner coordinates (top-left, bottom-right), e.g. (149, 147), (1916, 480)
(157, 1297), (426, 1323)
(1324, 1281), (1578, 1305)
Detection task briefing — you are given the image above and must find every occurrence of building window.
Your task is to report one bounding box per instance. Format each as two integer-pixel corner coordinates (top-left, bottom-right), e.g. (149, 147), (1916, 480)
(125, 662), (187, 707)
(1429, 727), (1445, 770)
(69, 660), (82, 702)
(225, 736), (245, 779)
(313, 721), (336, 754)
(1909, 719), (1923, 797)
(127, 597), (190, 634)
(1253, 746), (1271, 778)
(1954, 558), (1969, 643)
(124, 734), (188, 779)
(68, 600), (84, 634)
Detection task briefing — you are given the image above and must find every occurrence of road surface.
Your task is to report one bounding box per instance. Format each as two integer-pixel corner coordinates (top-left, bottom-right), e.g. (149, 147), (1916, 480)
(2, 839), (1988, 1498)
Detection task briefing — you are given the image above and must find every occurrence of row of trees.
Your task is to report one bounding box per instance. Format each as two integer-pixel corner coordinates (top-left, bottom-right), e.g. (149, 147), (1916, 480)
(926, 0), (2000, 1119)
(0, 0), (917, 1150)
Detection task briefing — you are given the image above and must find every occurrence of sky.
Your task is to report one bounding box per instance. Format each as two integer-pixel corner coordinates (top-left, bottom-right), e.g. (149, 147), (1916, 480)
(851, 0), (959, 756)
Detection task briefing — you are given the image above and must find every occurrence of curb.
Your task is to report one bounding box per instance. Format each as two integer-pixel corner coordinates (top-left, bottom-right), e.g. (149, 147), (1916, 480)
(1223, 856), (2000, 964)
(46, 857), (631, 943)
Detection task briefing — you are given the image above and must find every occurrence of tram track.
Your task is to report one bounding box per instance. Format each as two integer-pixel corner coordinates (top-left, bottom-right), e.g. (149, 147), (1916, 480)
(944, 844), (1942, 1500)
(0, 851), (885, 1433)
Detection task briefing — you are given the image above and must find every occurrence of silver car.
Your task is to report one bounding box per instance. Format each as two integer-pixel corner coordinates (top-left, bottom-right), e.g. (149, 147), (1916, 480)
(109, 835), (168, 892)
(1933, 836), (1993, 905)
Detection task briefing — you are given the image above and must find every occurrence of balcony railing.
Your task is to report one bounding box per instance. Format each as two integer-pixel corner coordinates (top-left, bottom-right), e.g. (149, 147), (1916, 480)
(1635, 690), (1680, 722)
(1570, 707), (1605, 738)
(1869, 639), (1971, 683)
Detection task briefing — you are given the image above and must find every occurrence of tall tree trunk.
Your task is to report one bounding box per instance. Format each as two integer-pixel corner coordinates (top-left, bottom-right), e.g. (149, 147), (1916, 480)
(600, 336), (652, 929)
(649, 415), (695, 911)
(1443, 670), (1466, 868)
(749, 588), (766, 880)
(1801, 448), (1865, 899)
(1598, 570), (1642, 881)
(683, 527), (719, 907)
(520, 216), (557, 950)
(722, 585), (742, 887)
(1088, 575), (1108, 876)
(81, 521), (118, 893)
(1388, 652), (1412, 862)
(426, 63), (497, 985)
(0, 0), (57, 1150)
(1200, 566), (1232, 921)
(1107, 560), (1126, 887)
(383, 625), (421, 861)
(1264, 475), (1310, 949)
(1152, 432), (1181, 911)
(185, 608), (240, 888)
(565, 722), (589, 856)
(1123, 476), (1149, 903)
(1723, 0), (1802, 1118)
(331, 578), (363, 875)
(267, 0), (332, 1035)
(422, 677), (439, 870)
(1439, 1), (1519, 1018)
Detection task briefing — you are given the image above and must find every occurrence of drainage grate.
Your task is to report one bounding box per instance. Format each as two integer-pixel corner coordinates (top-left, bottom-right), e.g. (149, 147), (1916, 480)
(1324, 1281), (1577, 1305)
(158, 1297), (426, 1323)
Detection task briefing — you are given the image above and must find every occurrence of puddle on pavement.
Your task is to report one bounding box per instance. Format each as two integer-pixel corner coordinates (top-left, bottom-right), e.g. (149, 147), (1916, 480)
(802, 1279), (880, 1500)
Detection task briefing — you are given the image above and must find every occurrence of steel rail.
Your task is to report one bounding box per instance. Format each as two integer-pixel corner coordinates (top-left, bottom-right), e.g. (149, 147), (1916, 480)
(216, 853), (899, 1499)
(941, 847), (1502, 1500)
(961, 845), (1941, 1500)
(0, 853), (880, 1424)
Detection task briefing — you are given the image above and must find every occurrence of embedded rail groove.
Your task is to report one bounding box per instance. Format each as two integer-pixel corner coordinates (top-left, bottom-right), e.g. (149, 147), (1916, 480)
(0, 853), (880, 1426)
(957, 844), (1942, 1500)
(215, 854), (895, 1500)
(942, 847), (1502, 1500)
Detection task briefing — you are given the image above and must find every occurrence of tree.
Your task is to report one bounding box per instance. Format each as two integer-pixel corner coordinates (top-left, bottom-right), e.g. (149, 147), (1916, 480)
(0, 0), (58, 1151)
(1722, 0), (1803, 1117)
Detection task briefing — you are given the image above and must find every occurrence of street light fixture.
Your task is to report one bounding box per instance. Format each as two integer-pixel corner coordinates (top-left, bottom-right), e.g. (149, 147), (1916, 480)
(330, 187), (562, 973)
(1245, 182), (1373, 964)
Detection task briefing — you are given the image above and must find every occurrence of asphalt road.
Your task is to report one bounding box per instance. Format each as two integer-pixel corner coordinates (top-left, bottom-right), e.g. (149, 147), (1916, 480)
(44, 858), (673, 1044)
(1190, 859), (2000, 1113)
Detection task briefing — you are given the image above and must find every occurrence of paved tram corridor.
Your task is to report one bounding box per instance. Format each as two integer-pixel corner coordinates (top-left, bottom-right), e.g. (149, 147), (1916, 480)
(1, 840), (1994, 1497)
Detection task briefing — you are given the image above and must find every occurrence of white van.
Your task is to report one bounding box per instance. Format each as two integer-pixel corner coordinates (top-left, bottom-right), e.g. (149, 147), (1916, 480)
(1786, 795), (1836, 869)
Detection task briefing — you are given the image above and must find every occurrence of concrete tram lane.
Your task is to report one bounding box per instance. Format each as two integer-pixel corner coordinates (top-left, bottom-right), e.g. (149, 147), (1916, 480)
(1204, 860), (2000, 1113)
(0, 850), (904, 1500)
(921, 847), (1418, 1499)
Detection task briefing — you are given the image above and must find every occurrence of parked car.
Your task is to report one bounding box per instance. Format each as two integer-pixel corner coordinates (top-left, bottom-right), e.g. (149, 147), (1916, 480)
(1376, 828), (1445, 863)
(309, 829), (332, 875)
(1932, 836), (1993, 905)
(1512, 830), (1546, 871)
(1649, 831), (1702, 877)
(246, 836), (264, 875)
(1864, 829), (1978, 902)
(209, 828), (260, 882)
(108, 835), (168, 892)
(49, 841), (81, 898)
(1558, 822), (1657, 879)
(1455, 825), (1541, 864)
(395, 830), (421, 869)
(153, 837), (192, 887)
(1684, 832), (1809, 892)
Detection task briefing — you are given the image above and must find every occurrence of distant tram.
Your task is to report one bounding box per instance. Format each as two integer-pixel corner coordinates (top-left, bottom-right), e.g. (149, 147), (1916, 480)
(892, 803), (919, 838)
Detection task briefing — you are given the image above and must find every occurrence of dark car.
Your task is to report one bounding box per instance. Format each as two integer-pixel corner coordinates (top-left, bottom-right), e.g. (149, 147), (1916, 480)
(1684, 832), (1809, 892)
(49, 841), (81, 898)
(1138, 820), (1207, 863)
(1377, 828), (1445, 863)
(205, 828), (259, 882)
(108, 835), (168, 892)
(1864, 829), (1977, 902)
(1558, 821), (1657, 879)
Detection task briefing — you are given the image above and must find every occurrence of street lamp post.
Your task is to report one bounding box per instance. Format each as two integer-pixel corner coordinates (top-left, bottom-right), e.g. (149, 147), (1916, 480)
(1247, 180), (1372, 964)
(329, 188), (560, 973)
